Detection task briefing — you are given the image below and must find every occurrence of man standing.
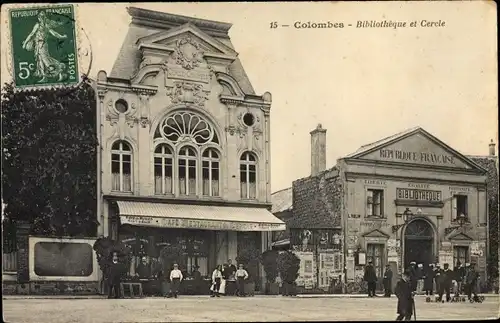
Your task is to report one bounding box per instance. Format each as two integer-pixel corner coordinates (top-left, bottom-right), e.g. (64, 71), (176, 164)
(169, 263), (183, 298)
(364, 261), (378, 297)
(107, 252), (123, 299)
(453, 261), (465, 298)
(135, 257), (151, 279)
(416, 263), (424, 294)
(235, 264), (249, 297)
(464, 262), (480, 301)
(395, 270), (415, 321)
(383, 264), (393, 297)
(423, 264), (435, 297)
(408, 261), (417, 292)
(437, 263), (452, 302)
(225, 259), (237, 296)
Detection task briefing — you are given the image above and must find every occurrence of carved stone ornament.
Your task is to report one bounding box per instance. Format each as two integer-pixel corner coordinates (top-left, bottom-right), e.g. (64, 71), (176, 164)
(97, 89), (108, 103)
(166, 81), (209, 107)
(106, 99), (138, 128)
(172, 37), (205, 70)
(140, 117), (150, 128)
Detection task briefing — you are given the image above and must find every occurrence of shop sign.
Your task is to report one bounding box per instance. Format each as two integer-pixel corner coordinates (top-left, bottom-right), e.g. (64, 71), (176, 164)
(379, 149), (455, 165)
(397, 188), (442, 202)
(120, 215), (285, 231)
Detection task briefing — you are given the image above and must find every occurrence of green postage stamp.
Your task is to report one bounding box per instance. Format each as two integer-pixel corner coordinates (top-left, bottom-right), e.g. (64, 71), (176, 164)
(9, 4), (80, 89)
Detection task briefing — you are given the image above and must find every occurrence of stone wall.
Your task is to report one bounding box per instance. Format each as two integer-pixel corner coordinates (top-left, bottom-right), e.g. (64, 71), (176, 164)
(2, 281), (99, 295)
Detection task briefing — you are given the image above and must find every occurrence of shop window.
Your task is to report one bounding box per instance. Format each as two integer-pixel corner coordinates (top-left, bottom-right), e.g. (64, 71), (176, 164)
(366, 243), (384, 278)
(453, 246), (469, 267)
(154, 144), (173, 195)
(111, 141), (132, 192)
(240, 152), (257, 199)
(178, 146), (197, 196)
(452, 195), (468, 222)
(367, 189), (384, 217)
(202, 148), (220, 197)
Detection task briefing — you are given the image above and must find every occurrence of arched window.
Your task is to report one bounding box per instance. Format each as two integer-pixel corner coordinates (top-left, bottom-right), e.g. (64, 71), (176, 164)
(240, 152), (257, 199)
(155, 111), (219, 145)
(154, 144), (173, 195)
(111, 141), (132, 192)
(178, 146), (197, 196)
(202, 148), (220, 197)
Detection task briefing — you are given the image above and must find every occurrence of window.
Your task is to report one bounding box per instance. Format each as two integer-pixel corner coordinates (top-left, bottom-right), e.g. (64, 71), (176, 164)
(111, 141), (132, 192)
(453, 246), (469, 267)
(202, 148), (220, 197)
(367, 189), (384, 217)
(178, 146), (197, 196)
(452, 195), (468, 221)
(240, 152), (257, 199)
(366, 243), (384, 278)
(154, 144), (173, 195)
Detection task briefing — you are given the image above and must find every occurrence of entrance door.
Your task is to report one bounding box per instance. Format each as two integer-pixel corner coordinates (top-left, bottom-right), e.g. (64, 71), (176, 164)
(403, 219), (434, 269)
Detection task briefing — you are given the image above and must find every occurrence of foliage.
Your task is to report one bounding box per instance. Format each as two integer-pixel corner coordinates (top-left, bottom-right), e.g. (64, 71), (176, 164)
(277, 250), (300, 283)
(260, 249), (279, 283)
(159, 244), (184, 273)
(93, 236), (132, 278)
(1, 82), (98, 237)
(236, 245), (261, 283)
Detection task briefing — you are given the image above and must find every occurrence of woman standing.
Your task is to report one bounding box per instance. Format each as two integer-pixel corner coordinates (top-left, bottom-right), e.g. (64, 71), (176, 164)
(211, 265), (223, 297)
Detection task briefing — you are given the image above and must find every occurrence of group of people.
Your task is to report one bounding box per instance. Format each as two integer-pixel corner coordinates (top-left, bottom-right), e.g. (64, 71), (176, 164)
(210, 260), (250, 297)
(363, 259), (481, 321)
(105, 253), (250, 299)
(395, 261), (481, 321)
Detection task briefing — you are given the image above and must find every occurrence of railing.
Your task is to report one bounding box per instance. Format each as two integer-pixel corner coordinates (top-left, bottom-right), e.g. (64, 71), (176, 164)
(2, 252), (18, 272)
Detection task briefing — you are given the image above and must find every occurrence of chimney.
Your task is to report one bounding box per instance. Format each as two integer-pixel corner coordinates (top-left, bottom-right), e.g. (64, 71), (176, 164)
(489, 139), (496, 156)
(310, 123), (327, 176)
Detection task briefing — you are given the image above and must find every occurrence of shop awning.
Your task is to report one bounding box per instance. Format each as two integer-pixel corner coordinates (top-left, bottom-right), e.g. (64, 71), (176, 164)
(116, 201), (286, 232)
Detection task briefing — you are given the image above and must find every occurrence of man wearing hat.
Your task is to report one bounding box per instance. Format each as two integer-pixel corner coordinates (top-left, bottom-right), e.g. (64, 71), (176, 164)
(408, 261), (418, 292)
(383, 264), (393, 297)
(433, 263), (442, 298)
(363, 261), (378, 297)
(395, 269), (415, 321)
(423, 264), (435, 297)
(169, 263), (183, 298)
(437, 263), (452, 302)
(464, 262), (480, 301)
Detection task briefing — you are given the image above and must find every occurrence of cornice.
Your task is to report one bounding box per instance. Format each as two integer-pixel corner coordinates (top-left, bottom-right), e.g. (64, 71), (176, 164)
(127, 7), (232, 39)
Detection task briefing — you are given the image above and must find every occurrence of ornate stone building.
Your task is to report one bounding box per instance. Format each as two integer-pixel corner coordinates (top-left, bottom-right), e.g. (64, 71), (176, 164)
(292, 125), (491, 292)
(95, 7), (284, 290)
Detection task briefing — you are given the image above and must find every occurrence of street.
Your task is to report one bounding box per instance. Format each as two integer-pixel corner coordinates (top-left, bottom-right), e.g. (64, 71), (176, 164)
(2, 295), (499, 322)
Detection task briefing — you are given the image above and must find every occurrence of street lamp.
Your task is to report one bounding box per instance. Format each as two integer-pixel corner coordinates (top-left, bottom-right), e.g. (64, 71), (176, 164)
(444, 213), (468, 235)
(402, 207), (414, 222)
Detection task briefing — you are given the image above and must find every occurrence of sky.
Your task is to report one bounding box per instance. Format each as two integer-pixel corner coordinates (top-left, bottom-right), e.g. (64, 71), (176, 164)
(1, 1), (497, 193)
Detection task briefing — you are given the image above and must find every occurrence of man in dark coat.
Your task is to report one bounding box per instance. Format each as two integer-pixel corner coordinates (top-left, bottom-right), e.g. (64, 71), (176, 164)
(395, 269), (415, 321)
(423, 264), (435, 296)
(408, 261), (417, 292)
(453, 261), (465, 297)
(107, 252), (124, 299)
(464, 262), (480, 301)
(434, 264), (442, 295)
(383, 264), (393, 297)
(364, 261), (378, 297)
(437, 263), (453, 302)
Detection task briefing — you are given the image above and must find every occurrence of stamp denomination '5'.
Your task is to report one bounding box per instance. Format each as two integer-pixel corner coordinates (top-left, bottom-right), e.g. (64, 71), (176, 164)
(9, 5), (79, 89)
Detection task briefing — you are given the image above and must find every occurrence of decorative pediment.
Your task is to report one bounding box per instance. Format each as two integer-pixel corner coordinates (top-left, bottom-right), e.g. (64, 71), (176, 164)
(344, 127), (487, 172)
(447, 231), (473, 241)
(215, 72), (245, 98)
(136, 23), (237, 60)
(362, 228), (390, 239)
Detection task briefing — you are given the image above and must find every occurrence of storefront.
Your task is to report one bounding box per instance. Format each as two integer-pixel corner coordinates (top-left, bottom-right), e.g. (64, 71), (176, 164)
(94, 7), (283, 293)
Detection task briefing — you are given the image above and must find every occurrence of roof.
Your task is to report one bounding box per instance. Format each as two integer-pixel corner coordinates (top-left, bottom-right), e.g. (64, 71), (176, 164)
(271, 187), (293, 213)
(343, 126), (487, 172)
(109, 7), (255, 95)
(344, 126), (420, 158)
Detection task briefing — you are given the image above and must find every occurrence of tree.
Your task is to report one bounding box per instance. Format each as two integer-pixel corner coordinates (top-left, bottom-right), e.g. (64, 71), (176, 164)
(1, 82), (98, 238)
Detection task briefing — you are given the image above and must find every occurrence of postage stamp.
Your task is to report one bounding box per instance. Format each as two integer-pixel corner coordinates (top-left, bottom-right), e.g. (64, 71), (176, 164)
(8, 4), (80, 89)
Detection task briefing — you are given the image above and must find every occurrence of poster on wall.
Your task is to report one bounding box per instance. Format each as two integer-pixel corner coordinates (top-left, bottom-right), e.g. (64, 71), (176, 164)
(346, 256), (355, 282)
(294, 251), (315, 288)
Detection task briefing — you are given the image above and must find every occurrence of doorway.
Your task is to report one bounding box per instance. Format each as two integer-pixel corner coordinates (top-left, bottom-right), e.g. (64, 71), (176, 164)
(403, 219), (434, 269)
